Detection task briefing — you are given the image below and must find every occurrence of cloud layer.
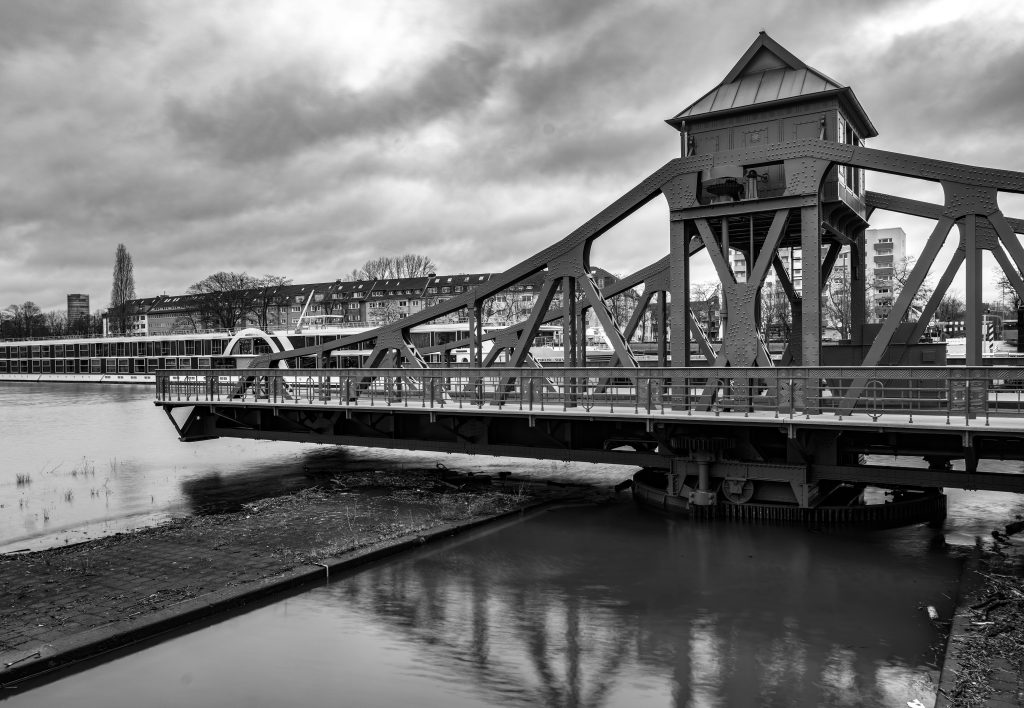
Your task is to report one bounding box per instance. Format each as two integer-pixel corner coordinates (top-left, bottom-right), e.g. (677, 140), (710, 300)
(2, 0), (1024, 311)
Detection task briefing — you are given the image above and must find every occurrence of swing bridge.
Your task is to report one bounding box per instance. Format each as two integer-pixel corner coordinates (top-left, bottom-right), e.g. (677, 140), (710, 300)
(156, 33), (1024, 515)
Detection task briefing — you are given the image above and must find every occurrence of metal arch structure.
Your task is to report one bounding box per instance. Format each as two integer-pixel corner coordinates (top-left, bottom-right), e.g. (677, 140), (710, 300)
(253, 136), (1024, 380)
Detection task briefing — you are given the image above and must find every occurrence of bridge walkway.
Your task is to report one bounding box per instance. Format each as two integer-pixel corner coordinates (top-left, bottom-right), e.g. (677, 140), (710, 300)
(155, 366), (1024, 495)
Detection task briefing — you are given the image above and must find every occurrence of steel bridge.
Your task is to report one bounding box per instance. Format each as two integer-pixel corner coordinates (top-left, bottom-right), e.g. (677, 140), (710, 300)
(157, 33), (1024, 513)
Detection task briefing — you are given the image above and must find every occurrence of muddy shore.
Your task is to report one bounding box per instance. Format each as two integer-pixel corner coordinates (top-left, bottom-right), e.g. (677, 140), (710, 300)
(939, 534), (1024, 707)
(1, 468), (599, 688)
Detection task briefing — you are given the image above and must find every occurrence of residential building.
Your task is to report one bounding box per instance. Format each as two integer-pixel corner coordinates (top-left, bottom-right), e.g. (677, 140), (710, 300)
(729, 227), (905, 323)
(865, 227), (907, 321)
(123, 267), (627, 336)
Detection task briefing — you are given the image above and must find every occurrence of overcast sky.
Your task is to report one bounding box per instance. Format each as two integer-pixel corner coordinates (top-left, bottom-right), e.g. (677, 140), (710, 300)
(3, 0), (1024, 313)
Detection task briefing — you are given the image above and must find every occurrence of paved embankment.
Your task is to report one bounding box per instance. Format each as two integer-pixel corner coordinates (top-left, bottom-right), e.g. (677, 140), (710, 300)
(937, 534), (1024, 708)
(1, 471), (591, 689)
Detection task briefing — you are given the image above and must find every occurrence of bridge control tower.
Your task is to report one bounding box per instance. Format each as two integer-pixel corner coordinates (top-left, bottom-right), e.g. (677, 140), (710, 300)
(666, 32), (878, 369)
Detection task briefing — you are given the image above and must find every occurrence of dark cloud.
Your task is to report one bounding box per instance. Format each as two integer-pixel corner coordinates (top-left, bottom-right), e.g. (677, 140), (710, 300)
(167, 43), (504, 164)
(0, 0), (141, 53)
(848, 21), (1024, 167)
(478, 0), (618, 37)
(4, 1), (1024, 313)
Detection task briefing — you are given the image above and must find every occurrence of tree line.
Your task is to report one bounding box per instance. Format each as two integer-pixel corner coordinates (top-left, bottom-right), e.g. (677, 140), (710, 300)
(0, 301), (106, 339)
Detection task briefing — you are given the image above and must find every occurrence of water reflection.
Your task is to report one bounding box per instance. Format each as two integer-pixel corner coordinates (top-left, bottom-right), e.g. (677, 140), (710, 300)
(304, 505), (956, 706)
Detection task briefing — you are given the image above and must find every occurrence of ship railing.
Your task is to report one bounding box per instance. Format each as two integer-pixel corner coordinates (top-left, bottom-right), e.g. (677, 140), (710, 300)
(155, 365), (1024, 423)
(0, 328), (238, 343)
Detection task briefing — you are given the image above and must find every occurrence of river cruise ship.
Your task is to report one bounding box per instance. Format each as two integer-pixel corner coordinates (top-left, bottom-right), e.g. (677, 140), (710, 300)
(0, 323), (565, 384)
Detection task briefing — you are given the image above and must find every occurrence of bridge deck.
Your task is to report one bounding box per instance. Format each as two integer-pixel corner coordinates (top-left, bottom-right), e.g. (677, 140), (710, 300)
(157, 388), (1024, 433)
(153, 367), (1024, 495)
(155, 365), (1024, 431)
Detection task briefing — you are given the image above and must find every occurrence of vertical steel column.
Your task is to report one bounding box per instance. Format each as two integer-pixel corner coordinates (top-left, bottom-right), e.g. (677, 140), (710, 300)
(800, 205), (821, 413)
(578, 305), (588, 369)
(720, 218), (730, 340)
(800, 205), (821, 367)
(467, 302), (479, 367)
(562, 275), (577, 406)
(850, 227), (867, 345)
(965, 214), (982, 366)
(669, 219), (690, 367)
(562, 276), (577, 367)
(656, 292), (668, 366)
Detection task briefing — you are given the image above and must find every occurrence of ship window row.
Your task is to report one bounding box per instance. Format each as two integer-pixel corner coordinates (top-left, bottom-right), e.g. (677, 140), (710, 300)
(0, 357), (230, 374)
(0, 339), (234, 359)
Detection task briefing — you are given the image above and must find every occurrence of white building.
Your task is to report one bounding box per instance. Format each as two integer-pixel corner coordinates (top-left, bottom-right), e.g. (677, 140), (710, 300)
(864, 227), (907, 321)
(729, 227), (904, 320)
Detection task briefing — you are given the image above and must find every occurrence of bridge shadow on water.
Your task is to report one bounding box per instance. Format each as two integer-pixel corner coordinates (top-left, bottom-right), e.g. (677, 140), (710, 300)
(177, 448), (362, 515)
(178, 446), (625, 516)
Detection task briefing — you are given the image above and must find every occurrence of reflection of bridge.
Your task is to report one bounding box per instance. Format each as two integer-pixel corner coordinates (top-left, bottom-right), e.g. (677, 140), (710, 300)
(157, 34), (1024, 509)
(324, 506), (949, 706)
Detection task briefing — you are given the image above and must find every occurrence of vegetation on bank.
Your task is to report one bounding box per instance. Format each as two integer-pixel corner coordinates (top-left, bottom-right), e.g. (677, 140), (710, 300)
(946, 537), (1024, 707)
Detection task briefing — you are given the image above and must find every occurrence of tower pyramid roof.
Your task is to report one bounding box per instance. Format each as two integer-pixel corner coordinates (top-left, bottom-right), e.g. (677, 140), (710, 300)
(667, 32), (877, 137)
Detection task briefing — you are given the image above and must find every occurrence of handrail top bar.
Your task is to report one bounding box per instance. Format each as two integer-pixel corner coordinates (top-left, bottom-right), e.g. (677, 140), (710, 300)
(155, 365), (1024, 374)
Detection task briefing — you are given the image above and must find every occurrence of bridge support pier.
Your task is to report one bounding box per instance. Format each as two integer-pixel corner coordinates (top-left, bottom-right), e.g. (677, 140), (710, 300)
(692, 454), (716, 506)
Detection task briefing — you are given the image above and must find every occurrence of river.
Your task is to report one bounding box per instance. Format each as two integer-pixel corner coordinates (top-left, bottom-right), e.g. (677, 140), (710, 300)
(2, 382), (1023, 706)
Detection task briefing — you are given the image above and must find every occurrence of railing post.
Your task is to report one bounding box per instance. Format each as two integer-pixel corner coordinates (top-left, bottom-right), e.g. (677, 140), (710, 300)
(965, 377), (970, 426)
(774, 371), (780, 419)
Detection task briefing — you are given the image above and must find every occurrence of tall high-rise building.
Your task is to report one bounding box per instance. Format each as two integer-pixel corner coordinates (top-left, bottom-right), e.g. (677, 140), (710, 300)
(864, 227), (907, 321)
(67, 294), (90, 327)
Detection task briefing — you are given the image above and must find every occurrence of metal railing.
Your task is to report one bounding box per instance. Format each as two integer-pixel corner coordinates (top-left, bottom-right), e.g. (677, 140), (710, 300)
(154, 365), (1024, 424)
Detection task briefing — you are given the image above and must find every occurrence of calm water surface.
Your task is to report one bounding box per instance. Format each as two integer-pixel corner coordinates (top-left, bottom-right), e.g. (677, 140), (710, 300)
(0, 383), (626, 553)
(2, 382), (1023, 706)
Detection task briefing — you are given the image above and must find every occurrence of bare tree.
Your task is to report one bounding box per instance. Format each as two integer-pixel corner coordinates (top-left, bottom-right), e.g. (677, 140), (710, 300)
(990, 267), (1020, 315)
(44, 310), (68, 337)
(935, 292), (966, 322)
(878, 256), (932, 322)
(0, 307), (13, 338)
(822, 265), (851, 341)
(350, 254), (437, 280)
(109, 244), (137, 334)
(251, 274), (292, 330)
(762, 282), (796, 341)
(394, 254), (437, 278)
(185, 272), (260, 330)
(690, 282), (721, 340)
(605, 286), (646, 339)
(368, 299), (403, 326)
(482, 287), (536, 326)
(4, 302), (44, 338)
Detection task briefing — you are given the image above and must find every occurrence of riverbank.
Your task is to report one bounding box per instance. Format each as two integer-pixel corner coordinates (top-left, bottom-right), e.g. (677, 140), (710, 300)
(0, 468), (600, 689)
(939, 531), (1024, 707)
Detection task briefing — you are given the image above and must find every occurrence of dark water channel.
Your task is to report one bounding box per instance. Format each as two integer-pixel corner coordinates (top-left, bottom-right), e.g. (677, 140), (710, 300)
(3, 382), (1023, 706)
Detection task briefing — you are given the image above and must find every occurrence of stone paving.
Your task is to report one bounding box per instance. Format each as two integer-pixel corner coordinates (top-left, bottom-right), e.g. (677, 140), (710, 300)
(1, 478), (564, 687)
